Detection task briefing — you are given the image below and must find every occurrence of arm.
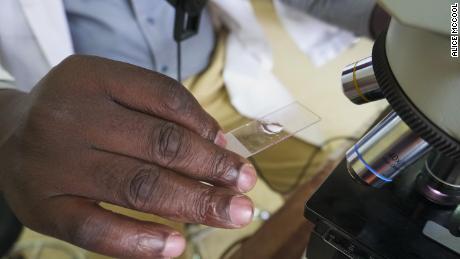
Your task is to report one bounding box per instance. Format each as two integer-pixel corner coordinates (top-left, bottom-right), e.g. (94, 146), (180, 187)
(280, 0), (390, 39)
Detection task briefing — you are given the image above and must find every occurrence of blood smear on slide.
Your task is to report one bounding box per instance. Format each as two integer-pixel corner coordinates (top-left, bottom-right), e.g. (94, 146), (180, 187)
(224, 102), (320, 158)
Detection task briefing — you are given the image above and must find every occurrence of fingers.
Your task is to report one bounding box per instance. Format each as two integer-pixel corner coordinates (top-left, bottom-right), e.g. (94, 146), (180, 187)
(90, 104), (257, 192)
(84, 56), (223, 143)
(81, 151), (254, 228)
(38, 196), (185, 259)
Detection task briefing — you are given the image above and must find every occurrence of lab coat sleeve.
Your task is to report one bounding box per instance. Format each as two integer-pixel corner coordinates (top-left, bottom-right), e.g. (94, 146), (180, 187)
(279, 0), (377, 37)
(0, 63), (16, 89)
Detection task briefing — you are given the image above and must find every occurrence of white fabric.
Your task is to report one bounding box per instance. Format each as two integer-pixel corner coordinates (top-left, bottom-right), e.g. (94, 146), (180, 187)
(0, 0), (73, 91)
(0, 64), (14, 83)
(0, 83), (14, 90)
(211, 0), (273, 71)
(273, 0), (357, 67)
(18, 0), (73, 67)
(211, 0), (294, 117)
(210, 0), (359, 119)
(0, 81), (16, 90)
(223, 34), (294, 117)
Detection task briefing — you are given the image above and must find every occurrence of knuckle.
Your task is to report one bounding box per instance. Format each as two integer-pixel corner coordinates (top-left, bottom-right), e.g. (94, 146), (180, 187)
(207, 152), (237, 183)
(58, 55), (86, 71)
(67, 214), (104, 248)
(50, 55), (95, 91)
(162, 82), (197, 114)
(59, 55), (78, 67)
(164, 83), (187, 109)
(191, 188), (216, 222)
(152, 122), (191, 165)
(62, 54), (81, 63)
(124, 166), (161, 211)
(196, 115), (220, 141)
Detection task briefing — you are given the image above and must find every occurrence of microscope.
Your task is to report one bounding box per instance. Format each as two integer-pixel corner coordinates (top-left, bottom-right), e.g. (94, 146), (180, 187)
(305, 1), (460, 258)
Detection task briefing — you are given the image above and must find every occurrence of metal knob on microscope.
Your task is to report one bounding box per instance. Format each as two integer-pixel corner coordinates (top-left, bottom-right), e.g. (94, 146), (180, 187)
(342, 56), (384, 105)
(346, 111), (431, 188)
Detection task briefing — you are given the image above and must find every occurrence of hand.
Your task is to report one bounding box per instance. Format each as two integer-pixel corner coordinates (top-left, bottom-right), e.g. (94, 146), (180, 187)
(0, 55), (257, 258)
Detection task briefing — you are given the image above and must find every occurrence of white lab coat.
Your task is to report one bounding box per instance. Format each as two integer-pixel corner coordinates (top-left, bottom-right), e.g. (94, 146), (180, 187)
(0, 0), (73, 90)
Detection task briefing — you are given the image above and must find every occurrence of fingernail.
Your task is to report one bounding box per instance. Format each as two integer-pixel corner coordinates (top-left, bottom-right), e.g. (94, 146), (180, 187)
(162, 233), (185, 258)
(229, 196), (254, 226)
(237, 164), (257, 192)
(214, 130), (227, 148)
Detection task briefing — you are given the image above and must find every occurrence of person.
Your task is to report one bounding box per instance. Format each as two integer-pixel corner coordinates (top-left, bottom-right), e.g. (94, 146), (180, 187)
(0, 1), (389, 258)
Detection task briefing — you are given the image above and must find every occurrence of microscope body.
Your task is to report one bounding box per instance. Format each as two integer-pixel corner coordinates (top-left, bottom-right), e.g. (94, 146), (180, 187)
(305, 1), (460, 258)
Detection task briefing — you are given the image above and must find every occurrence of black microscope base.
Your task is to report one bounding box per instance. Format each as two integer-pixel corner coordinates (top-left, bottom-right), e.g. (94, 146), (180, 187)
(304, 159), (460, 259)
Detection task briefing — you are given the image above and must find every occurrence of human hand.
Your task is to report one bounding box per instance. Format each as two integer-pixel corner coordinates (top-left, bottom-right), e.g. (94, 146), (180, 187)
(0, 55), (257, 258)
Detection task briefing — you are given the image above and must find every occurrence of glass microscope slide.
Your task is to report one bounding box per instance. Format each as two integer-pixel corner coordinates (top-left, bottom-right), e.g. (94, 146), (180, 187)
(225, 102), (321, 158)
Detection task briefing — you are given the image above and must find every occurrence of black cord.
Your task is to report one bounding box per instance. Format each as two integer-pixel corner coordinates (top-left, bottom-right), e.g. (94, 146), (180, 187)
(177, 40), (182, 82)
(250, 136), (358, 195)
(220, 236), (250, 259)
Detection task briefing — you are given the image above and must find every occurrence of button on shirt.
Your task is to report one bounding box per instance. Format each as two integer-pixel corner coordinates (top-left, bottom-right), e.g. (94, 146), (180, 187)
(63, 0), (216, 80)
